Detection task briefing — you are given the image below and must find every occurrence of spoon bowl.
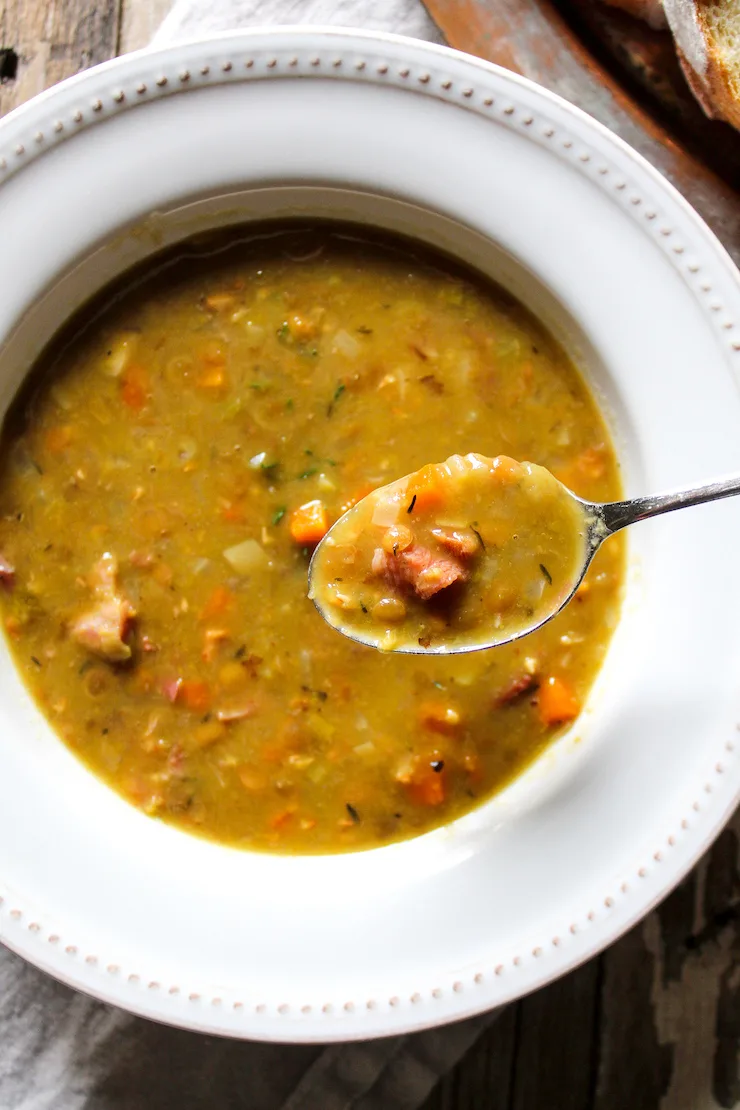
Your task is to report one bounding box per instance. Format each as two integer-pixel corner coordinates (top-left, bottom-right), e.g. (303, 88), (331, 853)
(308, 456), (740, 654)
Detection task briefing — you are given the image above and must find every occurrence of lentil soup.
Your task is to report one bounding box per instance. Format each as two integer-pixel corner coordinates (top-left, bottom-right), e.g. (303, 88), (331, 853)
(0, 225), (624, 853)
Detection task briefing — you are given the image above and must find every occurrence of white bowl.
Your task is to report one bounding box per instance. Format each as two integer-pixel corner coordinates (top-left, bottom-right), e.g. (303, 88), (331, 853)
(0, 27), (739, 1043)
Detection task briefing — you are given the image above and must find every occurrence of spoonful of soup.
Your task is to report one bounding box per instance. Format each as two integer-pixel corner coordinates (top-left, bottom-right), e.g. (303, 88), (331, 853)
(308, 452), (740, 654)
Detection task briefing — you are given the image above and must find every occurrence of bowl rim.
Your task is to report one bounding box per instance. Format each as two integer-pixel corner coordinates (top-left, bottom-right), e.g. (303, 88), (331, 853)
(0, 26), (739, 1042)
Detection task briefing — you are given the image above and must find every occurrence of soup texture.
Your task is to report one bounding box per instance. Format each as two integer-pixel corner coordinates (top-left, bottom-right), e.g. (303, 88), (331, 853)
(0, 226), (624, 853)
(309, 452), (590, 652)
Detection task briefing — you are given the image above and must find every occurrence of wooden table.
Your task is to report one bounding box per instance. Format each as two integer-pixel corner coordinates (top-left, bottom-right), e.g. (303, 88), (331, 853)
(1, 2), (738, 1107)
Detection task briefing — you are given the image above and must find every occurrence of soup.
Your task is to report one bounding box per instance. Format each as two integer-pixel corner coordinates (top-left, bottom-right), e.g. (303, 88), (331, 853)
(309, 452), (591, 653)
(0, 225), (624, 852)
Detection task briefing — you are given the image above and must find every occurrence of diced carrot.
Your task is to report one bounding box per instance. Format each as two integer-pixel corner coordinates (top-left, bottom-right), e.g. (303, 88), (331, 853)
(45, 425), (74, 453)
(406, 770), (446, 806)
(288, 314), (318, 340)
(489, 455), (522, 484)
(200, 585), (235, 621)
(179, 680), (211, 713)
(419, 701), (462, 735)
(577, 446), (606, 480)
(408, 463), (447, 513)
(221, 503), (245, 523)
(538, 676), (581, 726)
(554, 447), (607, 494)
(289, 499), (329, 546)
(4, 615), (21, 637)
(270, 807), (296, 830)
(197, 366), (227, 390)
(204, 293), (236, 313)
(120, 364), (150, 412)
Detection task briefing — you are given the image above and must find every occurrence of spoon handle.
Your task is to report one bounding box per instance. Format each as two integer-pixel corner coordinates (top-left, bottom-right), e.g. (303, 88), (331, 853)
(597, 472), (740, 535)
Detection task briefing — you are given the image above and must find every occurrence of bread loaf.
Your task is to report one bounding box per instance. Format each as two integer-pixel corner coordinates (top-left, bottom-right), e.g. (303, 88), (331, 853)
(663, 0), (740, 127)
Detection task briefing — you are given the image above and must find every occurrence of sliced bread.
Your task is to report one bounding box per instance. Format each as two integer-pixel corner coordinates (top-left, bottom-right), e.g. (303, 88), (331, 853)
(663, 0), (740, 126)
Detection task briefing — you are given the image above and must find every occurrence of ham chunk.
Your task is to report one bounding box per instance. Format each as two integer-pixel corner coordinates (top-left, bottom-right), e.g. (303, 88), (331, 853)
(70, 553), (136, 662)
(371, 544), (468, 601)
(0, 553), (14, 588)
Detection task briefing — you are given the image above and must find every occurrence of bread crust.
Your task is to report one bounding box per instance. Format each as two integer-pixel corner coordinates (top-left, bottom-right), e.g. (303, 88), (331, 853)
(663, 0), (740, 127)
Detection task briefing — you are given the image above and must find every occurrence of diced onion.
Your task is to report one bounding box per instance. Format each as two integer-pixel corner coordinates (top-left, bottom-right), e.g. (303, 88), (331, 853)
(332, 328), (360, 359)
(371, 487), (406, 527)
(223, 539), (268, 574)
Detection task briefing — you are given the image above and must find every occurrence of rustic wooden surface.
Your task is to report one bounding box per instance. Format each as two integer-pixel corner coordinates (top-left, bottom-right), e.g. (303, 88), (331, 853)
(1, 1), (738, 1107)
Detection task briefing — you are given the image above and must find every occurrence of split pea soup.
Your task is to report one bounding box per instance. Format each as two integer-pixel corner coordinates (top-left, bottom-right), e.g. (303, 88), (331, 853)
(0, 223), (624, 853)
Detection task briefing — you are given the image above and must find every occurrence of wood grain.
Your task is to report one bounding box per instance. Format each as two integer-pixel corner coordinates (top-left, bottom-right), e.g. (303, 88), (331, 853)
(0, 0), (120, 116)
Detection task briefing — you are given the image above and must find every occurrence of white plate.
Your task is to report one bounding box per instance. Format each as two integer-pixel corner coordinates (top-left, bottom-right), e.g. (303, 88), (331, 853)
(0, 28), (739, 1043)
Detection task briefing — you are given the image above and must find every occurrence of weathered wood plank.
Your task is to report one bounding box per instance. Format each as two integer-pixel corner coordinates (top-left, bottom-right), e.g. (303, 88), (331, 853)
(594, 808), (740, 1110)
(424, 1003), (518, 1110)
(119, 0), (172, 54)
(0, 0), (120, 117)
(510, 960), (601, 1110)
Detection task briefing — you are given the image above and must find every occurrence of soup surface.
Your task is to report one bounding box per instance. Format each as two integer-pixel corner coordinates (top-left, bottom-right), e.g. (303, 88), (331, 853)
(0, 225), (624, 853)
(310, 452), (590, 653)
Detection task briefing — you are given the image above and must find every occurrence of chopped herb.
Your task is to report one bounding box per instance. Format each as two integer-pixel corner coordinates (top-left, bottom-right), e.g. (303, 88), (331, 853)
(430, 760), (444, 773)
(539, 563), (553, 585)
(301, 546), (310, 558)
(234, 645), (247, 660)
(356, 325), (373, 335)
(471, 525), (485, 550)
(260, 460), (280, 475)
(250, 382), (269, 392)
(299, 467), (317, 480)
(360, 603), (368, 614)
(327, 381), (346, 417)
(101, 727), (109, 735)
(78, 660), (93, 676)
(272, 506), (287, 526)
(406, 494), (417, 514)
(201, 713), (212, 724)
(43, 542), (53, 553)
(316, 690), (328, 702)
(346, 803), (361, 824)
(432, 680), (445, 690)
(285, 399), (294, 411)
(305, 449), (314, 456)
(30, 655), (41, 667)
(276, 321), (291, 344)
(30, 459), (43, 475)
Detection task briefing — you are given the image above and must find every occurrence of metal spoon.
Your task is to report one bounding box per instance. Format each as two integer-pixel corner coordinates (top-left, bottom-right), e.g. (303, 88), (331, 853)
(308, 469), (740, 655)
